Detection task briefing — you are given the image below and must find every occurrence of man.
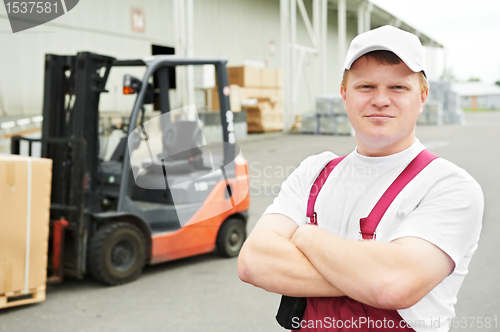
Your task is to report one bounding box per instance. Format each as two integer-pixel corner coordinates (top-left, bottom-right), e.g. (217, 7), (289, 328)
(238, 26), (483, 332)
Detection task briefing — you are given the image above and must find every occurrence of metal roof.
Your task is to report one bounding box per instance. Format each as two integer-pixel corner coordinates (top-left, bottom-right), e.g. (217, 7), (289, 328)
(330, 0), (444, 48)
(452, 82), (500, 97)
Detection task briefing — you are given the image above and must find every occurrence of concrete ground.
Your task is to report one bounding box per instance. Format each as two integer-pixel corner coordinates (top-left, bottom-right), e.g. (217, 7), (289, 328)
(0, 111), (498, 331)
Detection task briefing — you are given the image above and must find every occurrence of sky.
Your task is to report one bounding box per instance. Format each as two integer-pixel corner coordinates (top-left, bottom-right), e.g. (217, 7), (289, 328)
(370, 0), (500, 84)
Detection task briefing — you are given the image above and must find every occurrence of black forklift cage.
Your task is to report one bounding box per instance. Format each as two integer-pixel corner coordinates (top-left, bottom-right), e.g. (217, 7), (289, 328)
(114, 56), (236, 211)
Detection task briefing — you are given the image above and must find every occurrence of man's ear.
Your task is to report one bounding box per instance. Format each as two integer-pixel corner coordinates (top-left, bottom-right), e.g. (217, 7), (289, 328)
(419, 89), (429, 114)
(341, 86), (347, 104)
(421, 89), (429, 103)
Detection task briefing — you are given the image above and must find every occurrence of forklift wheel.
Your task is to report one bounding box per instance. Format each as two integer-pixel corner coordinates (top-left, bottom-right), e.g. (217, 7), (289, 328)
(216, 218), (246, 257)
(88, 222), (147, 285)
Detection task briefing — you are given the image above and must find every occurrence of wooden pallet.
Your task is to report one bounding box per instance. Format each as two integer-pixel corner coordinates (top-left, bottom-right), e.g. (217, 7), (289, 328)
(247, 126), (283, 133)
(0, 285), (45, 309)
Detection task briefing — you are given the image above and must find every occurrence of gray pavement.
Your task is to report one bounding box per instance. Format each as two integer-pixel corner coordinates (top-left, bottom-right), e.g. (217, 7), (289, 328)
(0, 111), (499, 331)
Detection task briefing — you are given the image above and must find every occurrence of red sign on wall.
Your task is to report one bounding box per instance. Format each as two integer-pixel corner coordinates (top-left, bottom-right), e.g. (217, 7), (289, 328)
(131, 9), (145, 32)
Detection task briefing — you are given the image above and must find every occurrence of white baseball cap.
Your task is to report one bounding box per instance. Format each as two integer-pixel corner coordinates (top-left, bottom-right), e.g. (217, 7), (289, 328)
(343, 25), (427, 78)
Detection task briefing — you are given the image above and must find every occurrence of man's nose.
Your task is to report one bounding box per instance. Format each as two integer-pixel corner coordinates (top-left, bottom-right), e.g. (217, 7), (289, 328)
(371, 89), (391, 108)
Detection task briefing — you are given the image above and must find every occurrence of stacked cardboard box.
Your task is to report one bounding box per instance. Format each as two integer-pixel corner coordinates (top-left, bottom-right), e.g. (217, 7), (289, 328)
(243, 97), (283, 132)
(208, 66), (283, 132)
(0, 154), (52, 309)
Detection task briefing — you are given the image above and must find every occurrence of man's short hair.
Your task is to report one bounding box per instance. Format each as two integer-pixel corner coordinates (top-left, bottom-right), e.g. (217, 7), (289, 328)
(341, 50), (429, 93)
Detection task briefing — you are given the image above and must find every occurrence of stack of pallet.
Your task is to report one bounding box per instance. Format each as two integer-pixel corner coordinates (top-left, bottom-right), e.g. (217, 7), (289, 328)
(301, 95), (352, 135)
(207, 66), (283, 132)
(243, 97), (283, 132)
(417, 101), (443, 126)
(426, 80), (465, 125)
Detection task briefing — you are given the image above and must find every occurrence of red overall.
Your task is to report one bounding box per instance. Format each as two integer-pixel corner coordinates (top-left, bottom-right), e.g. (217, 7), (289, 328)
(294, 150), (438, 332)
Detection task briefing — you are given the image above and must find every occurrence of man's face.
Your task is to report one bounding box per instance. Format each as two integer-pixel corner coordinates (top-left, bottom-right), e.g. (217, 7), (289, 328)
(341, 56), (428, 156)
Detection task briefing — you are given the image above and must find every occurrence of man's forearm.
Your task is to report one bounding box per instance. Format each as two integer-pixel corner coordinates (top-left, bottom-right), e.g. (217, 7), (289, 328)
(292, 225), (454, 309)
(238, 228), (345, 297)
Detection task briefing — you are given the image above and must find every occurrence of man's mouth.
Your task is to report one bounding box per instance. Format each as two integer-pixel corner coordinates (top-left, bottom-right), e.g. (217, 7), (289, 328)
(365, 114), (395, 119)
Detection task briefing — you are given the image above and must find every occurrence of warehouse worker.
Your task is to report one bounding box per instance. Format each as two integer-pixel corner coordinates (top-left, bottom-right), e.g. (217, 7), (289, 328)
(238, 25), (483, 332)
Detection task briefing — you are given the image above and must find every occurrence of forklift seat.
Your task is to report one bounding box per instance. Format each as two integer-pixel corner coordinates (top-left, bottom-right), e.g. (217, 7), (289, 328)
(142, 121), (206, 174)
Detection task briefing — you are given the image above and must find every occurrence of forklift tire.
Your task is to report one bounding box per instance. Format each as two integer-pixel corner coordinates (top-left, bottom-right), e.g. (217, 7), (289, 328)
(216, 218), (246, 257)
(88, 222), (147, 285)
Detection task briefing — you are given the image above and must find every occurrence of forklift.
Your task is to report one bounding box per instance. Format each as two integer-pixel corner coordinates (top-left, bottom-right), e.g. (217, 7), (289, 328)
(11, 52), (250, 285)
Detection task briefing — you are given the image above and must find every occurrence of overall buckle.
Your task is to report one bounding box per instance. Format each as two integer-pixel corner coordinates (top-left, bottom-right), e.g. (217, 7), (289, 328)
(359, 231), (376, 241)
(308, 212), (317, 225)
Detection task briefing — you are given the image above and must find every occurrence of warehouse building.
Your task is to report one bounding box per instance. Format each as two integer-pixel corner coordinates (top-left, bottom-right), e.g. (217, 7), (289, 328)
(453, 82), (500, 110)
(0, 0), (444, 133)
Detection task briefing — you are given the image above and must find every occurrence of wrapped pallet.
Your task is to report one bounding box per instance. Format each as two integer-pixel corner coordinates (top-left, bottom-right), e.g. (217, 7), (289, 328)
(417, 101), (443, 126)
(315, 95), (346, 115)
(0, 154), (52, 309)
(319, 114), (353, 135)
(300, 114), (319, 134)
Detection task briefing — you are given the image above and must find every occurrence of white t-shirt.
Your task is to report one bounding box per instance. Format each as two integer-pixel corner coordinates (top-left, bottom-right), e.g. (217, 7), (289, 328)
(264, 139), (483, 332)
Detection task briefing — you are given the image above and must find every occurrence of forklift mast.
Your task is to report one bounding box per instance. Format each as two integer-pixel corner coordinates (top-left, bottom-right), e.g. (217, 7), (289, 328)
(40, 52), (114, 278)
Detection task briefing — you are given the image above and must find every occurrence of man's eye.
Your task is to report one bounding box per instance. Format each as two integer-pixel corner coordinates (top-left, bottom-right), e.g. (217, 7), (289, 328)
(393, 85), (405, 89)
(361, 85), (372, 89)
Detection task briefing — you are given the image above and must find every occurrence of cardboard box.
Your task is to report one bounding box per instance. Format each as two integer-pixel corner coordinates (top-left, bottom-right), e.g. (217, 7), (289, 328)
(208, 85), (242, 112)
(228, 66), (262, 87)
(209, 85), (266, 112)
(243, 99), (284, 132)
(239, 87), (262, 101)
(259, 88), (280, 102)
(0, 154), (52, 308)
(261, 68), (277, 88)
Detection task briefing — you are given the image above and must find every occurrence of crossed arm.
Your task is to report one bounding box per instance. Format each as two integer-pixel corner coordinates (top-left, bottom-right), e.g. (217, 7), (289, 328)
(237, 213), (454, 310)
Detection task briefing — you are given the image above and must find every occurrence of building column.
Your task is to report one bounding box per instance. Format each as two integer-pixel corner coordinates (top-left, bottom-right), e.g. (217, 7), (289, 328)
(280, 0), (291, 131)
(321, 0), (327, 93)
(173, 0), (195, 113)
(338, 0), (346, 76)
(365, 1), (373, 31)
(357, 1), (365, 34)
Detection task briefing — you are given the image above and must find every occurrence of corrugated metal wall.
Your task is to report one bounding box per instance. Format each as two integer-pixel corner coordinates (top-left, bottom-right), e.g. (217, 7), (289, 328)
(0, 0), (354, 117)
(0, 0), (175, 116)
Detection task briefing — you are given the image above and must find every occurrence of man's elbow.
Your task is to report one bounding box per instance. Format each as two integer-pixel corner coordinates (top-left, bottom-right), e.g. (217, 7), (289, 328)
(374, 279), (422, 310)
(237, 243), (256, 284)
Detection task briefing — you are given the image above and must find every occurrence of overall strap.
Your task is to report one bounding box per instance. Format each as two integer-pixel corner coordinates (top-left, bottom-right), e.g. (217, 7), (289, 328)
(359, 149), (439, 240)
(306, 155), (347, 225)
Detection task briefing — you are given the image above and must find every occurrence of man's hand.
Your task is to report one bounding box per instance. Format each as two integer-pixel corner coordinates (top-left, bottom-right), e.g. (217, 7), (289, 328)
(291, 224), (455, 309)
(237, 214), (345, 297)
